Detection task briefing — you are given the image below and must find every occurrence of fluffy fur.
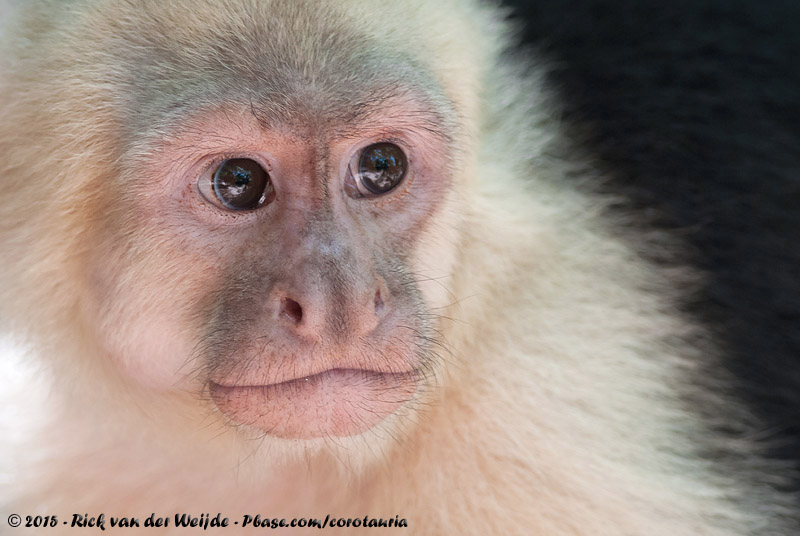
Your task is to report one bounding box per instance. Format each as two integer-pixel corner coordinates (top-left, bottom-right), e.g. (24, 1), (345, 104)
(0, 0), (796, 534)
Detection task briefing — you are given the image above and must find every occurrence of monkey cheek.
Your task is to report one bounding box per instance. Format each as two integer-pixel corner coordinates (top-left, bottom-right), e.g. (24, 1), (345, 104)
(88, 299), (198, 390)
(209, 370), (419, 439)
(107, 333), (197, 391)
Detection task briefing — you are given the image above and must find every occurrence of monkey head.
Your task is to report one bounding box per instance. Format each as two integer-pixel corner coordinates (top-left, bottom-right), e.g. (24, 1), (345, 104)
(0, 1), (492, 448)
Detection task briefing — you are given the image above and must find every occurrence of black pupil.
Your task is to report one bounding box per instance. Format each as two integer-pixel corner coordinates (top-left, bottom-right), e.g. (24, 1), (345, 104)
(358, 143), (407, 194)
(213, 158), (270, 210)
(233, 170), (250, 186)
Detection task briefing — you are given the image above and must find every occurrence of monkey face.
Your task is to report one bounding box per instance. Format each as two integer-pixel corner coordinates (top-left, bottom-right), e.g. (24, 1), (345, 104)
(71, 0), (467, 442)
(83, 98), (460, 440)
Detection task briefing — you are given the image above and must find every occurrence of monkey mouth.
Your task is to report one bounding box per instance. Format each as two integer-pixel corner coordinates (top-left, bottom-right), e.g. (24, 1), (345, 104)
(209, 369), (419, 439)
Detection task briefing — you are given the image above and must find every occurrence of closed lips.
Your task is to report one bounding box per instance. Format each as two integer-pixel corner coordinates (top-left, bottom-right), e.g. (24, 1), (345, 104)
(209, 368), (419, 439)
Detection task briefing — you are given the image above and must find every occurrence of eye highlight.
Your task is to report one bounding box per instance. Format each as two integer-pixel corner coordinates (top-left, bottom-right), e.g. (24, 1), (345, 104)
(199, 158), (273, 211)
(356, 143), (408, 195)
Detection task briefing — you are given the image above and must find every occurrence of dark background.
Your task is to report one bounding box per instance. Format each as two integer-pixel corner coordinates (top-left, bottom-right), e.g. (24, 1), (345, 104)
(499, 0), (800, 480)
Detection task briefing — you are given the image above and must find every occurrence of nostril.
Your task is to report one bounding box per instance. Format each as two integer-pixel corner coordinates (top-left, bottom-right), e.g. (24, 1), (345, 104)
(374, 288), (384, 314)
(280, 297), (303, 324)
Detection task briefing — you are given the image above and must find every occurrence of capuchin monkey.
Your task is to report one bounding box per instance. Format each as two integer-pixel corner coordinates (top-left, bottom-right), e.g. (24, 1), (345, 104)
(1, 0), (798, 534)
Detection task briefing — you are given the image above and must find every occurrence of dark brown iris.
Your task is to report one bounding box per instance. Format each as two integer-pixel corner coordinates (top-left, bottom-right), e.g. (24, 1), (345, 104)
(358, 143), (407, 194)
(213, 158), (272, 210)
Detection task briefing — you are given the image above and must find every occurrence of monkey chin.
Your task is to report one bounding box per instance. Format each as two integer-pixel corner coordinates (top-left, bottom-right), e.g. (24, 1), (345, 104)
(208, 369), (420, 439)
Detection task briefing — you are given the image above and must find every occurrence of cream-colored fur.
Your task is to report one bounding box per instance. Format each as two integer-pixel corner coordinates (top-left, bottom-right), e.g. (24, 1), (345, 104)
(0, 1), (794, 534)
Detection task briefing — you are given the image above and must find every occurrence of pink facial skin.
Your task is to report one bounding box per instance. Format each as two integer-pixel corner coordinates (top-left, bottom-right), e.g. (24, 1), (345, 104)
(85, 98), (453, 440)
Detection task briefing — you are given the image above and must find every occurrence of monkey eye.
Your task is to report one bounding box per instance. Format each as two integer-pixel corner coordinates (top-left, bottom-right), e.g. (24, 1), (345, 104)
(199, 158), (274, 211)
(355, 143), (407, 195)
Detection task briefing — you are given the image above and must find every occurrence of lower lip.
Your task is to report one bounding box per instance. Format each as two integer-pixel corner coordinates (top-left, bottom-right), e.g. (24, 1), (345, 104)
(209, 369), (418, 439)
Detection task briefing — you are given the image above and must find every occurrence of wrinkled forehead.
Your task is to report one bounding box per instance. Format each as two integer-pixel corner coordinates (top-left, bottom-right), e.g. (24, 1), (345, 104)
(102, 0), (458, 145)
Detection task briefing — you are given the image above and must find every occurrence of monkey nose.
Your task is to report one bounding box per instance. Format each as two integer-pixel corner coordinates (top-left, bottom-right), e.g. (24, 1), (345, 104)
(274, 284), (387, 340)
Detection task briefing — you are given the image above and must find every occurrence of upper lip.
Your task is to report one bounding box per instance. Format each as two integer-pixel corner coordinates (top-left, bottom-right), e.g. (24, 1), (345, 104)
(209, 348), (419, 388)
(211, 366), (418, 389)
